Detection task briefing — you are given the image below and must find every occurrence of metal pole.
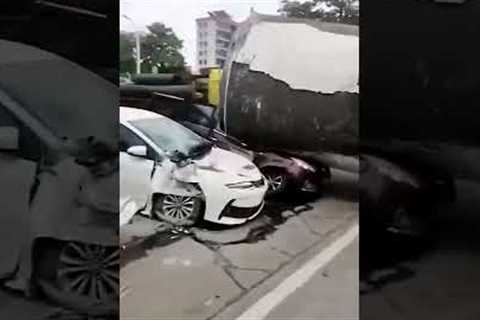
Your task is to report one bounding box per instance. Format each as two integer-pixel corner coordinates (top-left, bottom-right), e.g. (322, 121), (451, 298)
(122, 14), (141, 74)
(135, 31), (141, 74)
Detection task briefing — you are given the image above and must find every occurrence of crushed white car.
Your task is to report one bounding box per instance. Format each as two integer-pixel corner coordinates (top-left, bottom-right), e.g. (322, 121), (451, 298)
(120, 107), (268, 226)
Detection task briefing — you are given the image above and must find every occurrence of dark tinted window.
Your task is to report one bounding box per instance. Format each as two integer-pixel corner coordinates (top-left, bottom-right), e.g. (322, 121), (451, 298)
(0, 104), (43, 161)
(119, 124), (145, 152)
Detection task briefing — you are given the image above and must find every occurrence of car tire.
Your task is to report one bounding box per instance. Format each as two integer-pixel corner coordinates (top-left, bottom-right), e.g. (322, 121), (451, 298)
(152, 194), (202, 226)
(263, 168), (289, 196)
(34, 240), (119, 317)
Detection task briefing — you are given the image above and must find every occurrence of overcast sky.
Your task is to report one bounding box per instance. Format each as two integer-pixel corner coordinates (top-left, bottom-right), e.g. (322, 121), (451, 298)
(120, 0), (281, 69)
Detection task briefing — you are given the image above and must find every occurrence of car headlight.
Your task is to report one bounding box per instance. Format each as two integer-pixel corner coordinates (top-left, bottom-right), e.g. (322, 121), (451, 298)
(226, 178), (265, 189)
(291, 157), (316, 171)
(226, 181), (255, 189)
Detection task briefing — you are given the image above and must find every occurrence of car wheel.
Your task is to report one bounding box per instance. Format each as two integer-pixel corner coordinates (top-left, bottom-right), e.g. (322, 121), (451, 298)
(35, 241), (119, 316)
(264, 168), (289, 195)
(152, 194), (202, 226)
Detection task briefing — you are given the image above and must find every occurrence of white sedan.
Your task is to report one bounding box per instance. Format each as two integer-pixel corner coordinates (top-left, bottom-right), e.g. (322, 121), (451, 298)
(120, 107), (268, 226)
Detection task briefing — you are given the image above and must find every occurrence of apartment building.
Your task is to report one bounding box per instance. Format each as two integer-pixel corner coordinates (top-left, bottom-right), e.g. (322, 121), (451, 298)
(196, 10), (237, 71)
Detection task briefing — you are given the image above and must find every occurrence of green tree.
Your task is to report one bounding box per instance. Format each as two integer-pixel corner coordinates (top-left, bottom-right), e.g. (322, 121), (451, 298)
(120, 22), (186, 74)
(141, 22), (186, 73)
(279, 0), (359, 25)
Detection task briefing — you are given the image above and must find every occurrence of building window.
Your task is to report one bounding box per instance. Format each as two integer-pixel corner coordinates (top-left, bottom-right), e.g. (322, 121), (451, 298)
(217, 30), (231, 40)
(216, 49), (228, 57)
(216, 39), (230, 48)
(216, 58), (225, 68)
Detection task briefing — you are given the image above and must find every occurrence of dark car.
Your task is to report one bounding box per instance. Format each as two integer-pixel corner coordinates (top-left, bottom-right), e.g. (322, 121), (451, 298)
(0, 40), (118, 316)
(181, 121), (331, 196)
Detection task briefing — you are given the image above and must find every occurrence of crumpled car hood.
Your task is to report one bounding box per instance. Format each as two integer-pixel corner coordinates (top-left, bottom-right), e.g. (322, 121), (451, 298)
(192, 147), (262, 183)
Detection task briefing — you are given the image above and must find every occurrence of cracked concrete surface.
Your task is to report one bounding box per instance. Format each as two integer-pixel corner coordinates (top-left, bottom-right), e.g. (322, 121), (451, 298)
(218, 241), (291, 272)
(120, 237), (243, 320)
(265, 216), (320, 256)
(225, 268), (269, 290)
(120, 171), (358, 320)
(121, 201), (357, 319)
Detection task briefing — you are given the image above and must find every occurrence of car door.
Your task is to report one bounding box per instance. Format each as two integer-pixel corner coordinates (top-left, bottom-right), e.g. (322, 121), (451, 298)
(0, 103), (39, 277)
(119, 124), (155, 220)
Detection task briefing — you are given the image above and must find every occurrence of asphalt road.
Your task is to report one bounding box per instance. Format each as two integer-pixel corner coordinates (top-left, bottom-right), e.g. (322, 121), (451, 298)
(264, 236), (359, 320)
(361, 180), (480, 320)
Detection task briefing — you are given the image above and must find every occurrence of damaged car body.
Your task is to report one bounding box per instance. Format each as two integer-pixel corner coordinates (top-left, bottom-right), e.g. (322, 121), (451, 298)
(0, 40), (118, 316)
(119, 88), (332, 197)
(181, 120), (331, 195)
(120, 107), (268, 226)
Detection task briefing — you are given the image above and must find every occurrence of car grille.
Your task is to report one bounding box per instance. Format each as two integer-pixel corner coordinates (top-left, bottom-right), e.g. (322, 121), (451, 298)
(220, 200), (264, 219)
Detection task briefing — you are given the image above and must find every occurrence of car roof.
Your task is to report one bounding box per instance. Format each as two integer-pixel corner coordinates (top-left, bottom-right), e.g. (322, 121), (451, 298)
(120, 106), (165, 122)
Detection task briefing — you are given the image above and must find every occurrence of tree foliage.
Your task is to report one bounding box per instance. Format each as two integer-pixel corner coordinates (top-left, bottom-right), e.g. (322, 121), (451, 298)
(120, 22), (186, 75)
(279, 0), (359, 25)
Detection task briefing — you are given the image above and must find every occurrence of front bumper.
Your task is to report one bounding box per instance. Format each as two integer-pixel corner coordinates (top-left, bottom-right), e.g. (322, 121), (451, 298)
(217, 201), (265, 225)
(202, 178), (268, 225)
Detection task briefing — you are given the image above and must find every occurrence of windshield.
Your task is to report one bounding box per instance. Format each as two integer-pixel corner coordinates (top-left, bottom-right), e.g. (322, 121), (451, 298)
(130, 117), (211, 158)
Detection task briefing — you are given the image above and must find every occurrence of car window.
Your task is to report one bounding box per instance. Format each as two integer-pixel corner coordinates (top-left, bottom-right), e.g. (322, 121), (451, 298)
(0, 104), (43, 162)
(119, 124), (157, 160)
(119, 124), (145, 152)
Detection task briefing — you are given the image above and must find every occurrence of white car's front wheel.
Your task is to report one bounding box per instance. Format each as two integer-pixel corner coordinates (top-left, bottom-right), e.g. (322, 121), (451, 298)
(152, 194), (202, 226)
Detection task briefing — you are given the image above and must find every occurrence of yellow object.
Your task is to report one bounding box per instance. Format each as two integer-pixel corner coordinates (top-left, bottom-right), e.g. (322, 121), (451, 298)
(208, 68), (222, 107)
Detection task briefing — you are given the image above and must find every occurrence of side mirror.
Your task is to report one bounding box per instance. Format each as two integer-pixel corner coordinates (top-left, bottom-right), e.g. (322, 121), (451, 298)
(126, 145), (147, 158)
(0, 126), (19, 151)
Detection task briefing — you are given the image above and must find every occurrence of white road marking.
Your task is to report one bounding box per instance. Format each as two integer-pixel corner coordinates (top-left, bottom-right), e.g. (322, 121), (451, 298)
(236, 223), (359, 320)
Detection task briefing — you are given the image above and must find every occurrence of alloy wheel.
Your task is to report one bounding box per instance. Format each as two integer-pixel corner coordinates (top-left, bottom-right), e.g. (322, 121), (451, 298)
(57, 243), (119, 301)
(153, 194), (201, 226)
(265, 172), (287, 194)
